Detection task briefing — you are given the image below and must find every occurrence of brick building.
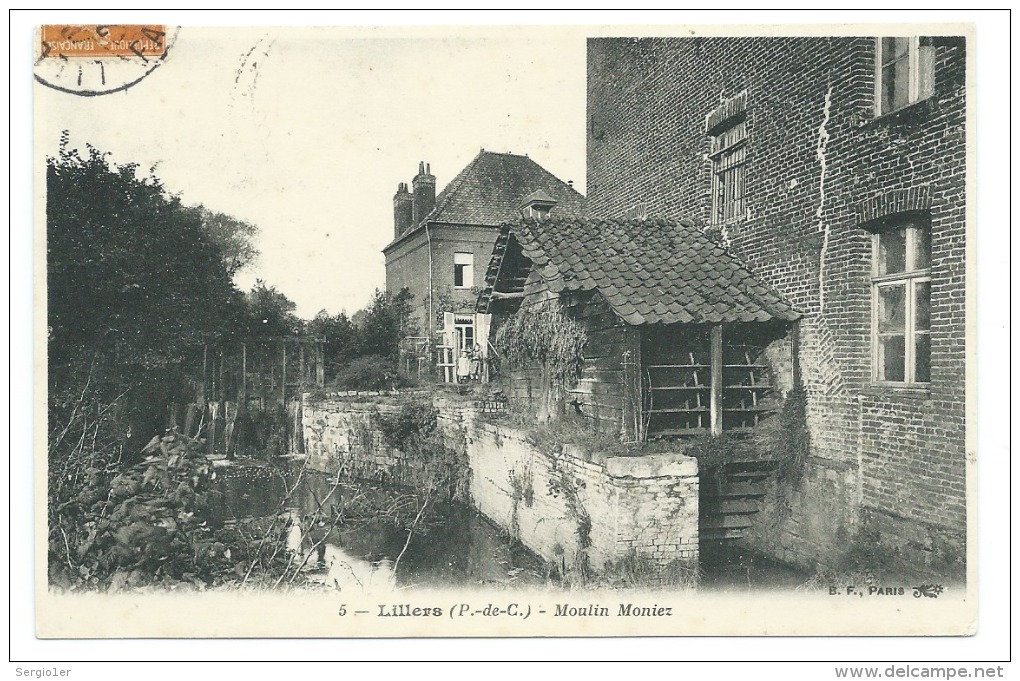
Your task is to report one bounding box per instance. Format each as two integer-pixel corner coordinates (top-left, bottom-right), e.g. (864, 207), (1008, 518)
(585, 36), (967, 572)
(384, 150), (585, 379)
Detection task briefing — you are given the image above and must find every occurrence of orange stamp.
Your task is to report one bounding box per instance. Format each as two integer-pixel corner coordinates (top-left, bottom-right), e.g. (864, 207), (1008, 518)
(35, 24), (176, 97)
(40, 24), (166, 59)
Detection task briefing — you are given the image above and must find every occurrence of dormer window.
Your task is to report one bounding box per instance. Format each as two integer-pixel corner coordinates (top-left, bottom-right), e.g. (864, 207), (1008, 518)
(519, 189), (558, 221)
(524, 205), (551, 220)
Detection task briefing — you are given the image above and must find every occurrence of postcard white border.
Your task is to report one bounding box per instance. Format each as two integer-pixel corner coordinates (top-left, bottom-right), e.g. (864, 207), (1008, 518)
(10, 8), (1012, 669)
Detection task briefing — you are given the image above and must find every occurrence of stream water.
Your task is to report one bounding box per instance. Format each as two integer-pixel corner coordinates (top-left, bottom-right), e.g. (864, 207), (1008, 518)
(210, 461), (550, 592)
(210, 460), (810, 593)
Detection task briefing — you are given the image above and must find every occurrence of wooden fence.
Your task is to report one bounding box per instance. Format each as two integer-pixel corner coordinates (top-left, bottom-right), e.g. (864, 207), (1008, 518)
(171, 337), (325, 458)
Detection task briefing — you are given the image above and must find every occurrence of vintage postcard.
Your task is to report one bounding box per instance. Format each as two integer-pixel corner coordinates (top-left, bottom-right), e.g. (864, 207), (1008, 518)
(33, 21), (979, 640)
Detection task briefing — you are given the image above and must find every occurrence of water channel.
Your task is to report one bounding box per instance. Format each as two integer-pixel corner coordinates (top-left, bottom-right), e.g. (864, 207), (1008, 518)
(211, 460), (810, 593)
(211, 461), (550, 592)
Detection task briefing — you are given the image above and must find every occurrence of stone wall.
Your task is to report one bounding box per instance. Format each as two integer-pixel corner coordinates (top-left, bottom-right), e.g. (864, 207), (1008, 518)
(302, 392), (699, 574)
(301, 391), (421, 484)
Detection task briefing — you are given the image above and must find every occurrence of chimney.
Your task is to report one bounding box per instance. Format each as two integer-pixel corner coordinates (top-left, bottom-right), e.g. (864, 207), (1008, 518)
(393, 182), (413, 238)
(412, 161), (436, 228)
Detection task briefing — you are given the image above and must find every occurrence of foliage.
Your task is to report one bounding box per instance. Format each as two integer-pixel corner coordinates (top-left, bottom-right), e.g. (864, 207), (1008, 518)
(519, 412), (664, 462)
(307, 309), (358, 377)
(681, 432), (755, 468)
(47, 382), (307, 592)
(592, 552), (701, 590)
(356, 288), (417, 361)
(520, 416), (593, 575)
(334, 355), (399, 391)
(237, 404), (290, 459)
(507, 464), (535, 509)
(49, 423), (238, 591)
(364, 397), (468, 502)
(184, 205), (260, 277)
(748, 388), (809, 480)
(243, 279), (302, 339)
(308, 289), (417, 384)
(373, 398), (438, 451)
(681, 389), (810, 479)
(304, 288), (419, 385)
(431, 286), (454, 330)
(47, 139), (242, 436)
(493, 301), (588, 384)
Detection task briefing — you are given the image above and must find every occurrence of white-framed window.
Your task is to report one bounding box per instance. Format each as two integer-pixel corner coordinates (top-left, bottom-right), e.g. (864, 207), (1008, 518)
(875, 37), (935, 116)
(871, 216), (931, 385)
(709, 118), (747, 225)
(454, 314), (475, 353)
(453, 252), (473, 289)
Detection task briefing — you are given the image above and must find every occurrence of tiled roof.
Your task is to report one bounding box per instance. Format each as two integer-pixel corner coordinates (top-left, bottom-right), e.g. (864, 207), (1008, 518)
(423, 151), (586, 226)
(519, 188), (557, 206)
(504, 217), (800, 325)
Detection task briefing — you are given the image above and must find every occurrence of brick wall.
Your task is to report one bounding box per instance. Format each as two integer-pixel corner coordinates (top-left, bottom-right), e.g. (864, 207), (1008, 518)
(385, 224), (500, 334)
(384, 235), (431, 331)
(587, 36), (967, 570)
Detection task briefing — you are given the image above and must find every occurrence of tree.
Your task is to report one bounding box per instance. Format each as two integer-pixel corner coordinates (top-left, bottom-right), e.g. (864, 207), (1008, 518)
(46, 141), (239, 418)
(184, 206), (260, 278)
(307, 309), (357, 379)
(355, 288), (416, 360)
(242, 280), (301, 339)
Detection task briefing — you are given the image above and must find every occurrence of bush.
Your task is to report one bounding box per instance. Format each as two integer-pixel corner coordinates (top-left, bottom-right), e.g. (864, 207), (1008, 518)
(49, 427), (238, 591)
(334, 355), (398, 391)
(596, 551), (701, 590)
(373, 398), (438, 451)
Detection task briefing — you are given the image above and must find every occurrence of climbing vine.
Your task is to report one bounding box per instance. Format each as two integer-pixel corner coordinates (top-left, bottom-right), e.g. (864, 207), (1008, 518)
(493, 301), (588, 384)
(524, 429), (593, 577)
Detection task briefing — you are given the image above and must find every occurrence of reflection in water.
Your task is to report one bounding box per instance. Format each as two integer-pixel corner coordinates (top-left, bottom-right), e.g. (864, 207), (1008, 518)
(284, 509), (396, 594)
(213, 463), (548, 591)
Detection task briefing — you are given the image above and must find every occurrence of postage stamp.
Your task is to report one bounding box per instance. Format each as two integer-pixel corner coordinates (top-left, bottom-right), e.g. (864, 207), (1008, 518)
(32, 22), (980, 642)
(34, 24), (176, 97)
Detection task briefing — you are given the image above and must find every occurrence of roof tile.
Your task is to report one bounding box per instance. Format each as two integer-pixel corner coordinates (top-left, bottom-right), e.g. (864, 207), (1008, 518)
(422, 151), (586, 226)
(499, 216), (800, 325)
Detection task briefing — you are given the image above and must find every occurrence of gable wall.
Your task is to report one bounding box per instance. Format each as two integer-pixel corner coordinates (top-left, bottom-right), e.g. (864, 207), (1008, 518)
(587, 36), (967, 572)
(385, 223), (499, 335)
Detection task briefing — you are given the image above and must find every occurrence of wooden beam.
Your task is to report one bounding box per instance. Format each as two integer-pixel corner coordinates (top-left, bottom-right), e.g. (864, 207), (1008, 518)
(488, 290), (526, 300)
(710, 324), (723, 435)
(200, 345), (207, 405)
(281, 340), (287, 404)
(624, 327), (643, 442)
(241, 342), (247, 403)
(791, 320), (801, 390)
(316, 341), (325, 387)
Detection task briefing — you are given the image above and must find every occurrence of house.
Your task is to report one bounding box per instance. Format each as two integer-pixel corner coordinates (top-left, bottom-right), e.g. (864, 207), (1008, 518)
(577, 36), (967, 572)
(479, 216), (800, 442)
(383, 150), (585, 380)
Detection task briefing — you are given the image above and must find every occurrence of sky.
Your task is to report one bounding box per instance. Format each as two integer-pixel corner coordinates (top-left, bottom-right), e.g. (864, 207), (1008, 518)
(35, 26), (588, 318)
